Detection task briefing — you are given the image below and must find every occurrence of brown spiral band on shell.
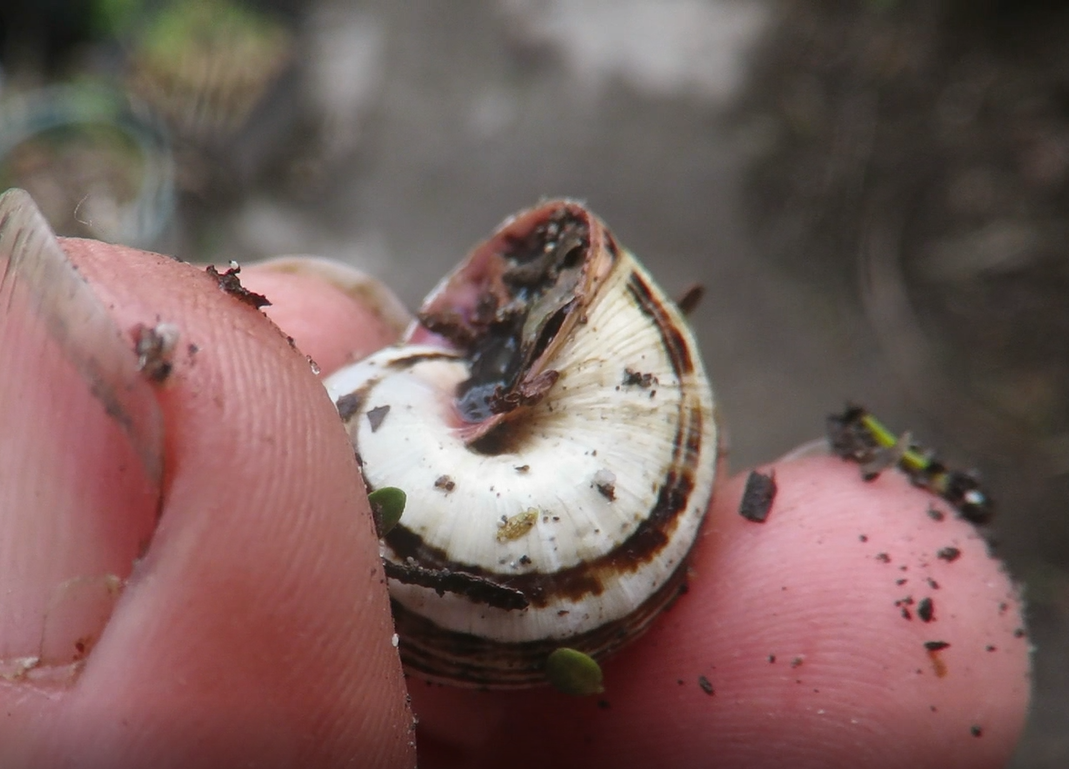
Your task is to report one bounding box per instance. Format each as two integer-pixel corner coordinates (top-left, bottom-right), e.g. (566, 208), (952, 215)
(390, 553), (692, 688)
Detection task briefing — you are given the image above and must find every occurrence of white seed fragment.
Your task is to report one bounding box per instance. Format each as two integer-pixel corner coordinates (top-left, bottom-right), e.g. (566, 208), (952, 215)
(0, 656), (40, 681)
(593, 469), (617, 501)
(134, 322), (180, 382)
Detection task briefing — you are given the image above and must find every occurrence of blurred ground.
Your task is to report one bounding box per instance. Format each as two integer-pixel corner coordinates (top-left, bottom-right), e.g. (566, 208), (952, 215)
(0, 0), (1065, 765)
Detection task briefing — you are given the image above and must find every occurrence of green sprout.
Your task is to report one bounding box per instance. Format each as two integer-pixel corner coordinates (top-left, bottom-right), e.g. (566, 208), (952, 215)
(828, 405), (993, 524)
(368, 487), (406, 537)
(546, 647), (604, 697)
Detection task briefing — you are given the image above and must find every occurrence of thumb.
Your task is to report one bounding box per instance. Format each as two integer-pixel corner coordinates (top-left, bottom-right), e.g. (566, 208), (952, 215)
(0, 220), (415, 767)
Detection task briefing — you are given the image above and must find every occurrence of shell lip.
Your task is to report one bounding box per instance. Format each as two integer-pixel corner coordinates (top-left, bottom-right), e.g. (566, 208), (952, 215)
(412, 200), (617, 444)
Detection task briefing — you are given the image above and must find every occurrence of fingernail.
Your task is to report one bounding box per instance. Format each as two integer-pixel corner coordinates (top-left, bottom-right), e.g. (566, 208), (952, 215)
(775, 437), (832, 463)
(0, 190), (163, 677)
(249, 255), (412, 335)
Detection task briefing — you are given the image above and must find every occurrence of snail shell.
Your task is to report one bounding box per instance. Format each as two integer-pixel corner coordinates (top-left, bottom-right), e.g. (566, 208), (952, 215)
(325, 200), (718, 688)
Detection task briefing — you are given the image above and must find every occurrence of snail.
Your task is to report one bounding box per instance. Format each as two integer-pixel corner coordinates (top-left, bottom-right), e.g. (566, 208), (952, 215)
(324, 200), (718, 689)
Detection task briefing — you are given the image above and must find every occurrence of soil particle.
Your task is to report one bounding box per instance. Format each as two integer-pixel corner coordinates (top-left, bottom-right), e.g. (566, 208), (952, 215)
(937, 547), (962, 562)
(622, 368), (657, 388)
(738, 470), (777, 522)
(918, 597), (935, 622)
(367, 404), (390, 432)
(434, 475), (456, 492)
(205, 264), (271, 309)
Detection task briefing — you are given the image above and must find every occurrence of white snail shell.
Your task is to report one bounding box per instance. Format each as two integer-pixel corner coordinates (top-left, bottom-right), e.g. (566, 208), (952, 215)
(325, 200), (718, 688)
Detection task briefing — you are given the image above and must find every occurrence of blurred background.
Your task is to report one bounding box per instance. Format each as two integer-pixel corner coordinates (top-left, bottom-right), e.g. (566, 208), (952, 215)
(0, 0), (1064, 764)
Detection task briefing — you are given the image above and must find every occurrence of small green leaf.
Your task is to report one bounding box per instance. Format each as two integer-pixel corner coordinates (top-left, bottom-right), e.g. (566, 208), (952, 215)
(546, 647), (604, 696)
(368, 487), (406, 537)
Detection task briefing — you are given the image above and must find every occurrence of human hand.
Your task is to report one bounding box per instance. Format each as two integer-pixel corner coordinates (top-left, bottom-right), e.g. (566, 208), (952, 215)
(0, 237), (1030, 768)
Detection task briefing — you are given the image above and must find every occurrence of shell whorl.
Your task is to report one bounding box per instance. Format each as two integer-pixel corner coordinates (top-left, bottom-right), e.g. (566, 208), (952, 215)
(324, 201), (717, 688)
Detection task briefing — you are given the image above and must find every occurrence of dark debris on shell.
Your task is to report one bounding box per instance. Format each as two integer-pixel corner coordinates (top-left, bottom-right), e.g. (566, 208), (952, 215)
(382, 560), (529, 611)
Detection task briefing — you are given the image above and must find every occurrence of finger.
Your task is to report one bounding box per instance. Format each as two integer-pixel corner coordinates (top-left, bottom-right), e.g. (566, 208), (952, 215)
(212, 263), (1030, 767)
(0, 239), (415, 768)
(239, 257), (410, 376)
(408, 457), (1031, 769)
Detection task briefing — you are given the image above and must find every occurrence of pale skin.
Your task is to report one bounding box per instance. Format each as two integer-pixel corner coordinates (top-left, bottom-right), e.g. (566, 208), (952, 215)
(0, 239), (1031, 768)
